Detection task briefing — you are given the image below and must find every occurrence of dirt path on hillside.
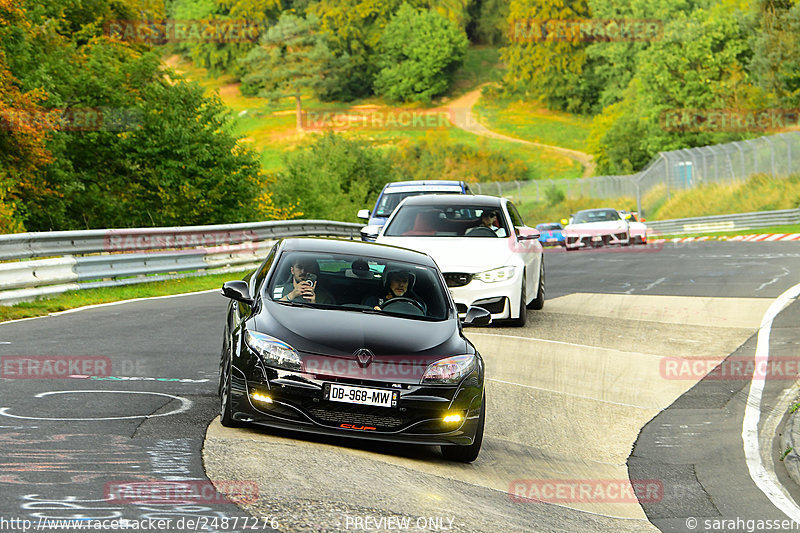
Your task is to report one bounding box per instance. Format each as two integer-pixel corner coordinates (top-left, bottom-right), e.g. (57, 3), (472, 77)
(441, 86), (596, 178)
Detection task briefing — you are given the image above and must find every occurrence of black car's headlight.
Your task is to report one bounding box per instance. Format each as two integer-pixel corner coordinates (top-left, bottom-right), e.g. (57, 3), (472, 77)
(244, 330), (302, 371)
(421, 355), (476, 385)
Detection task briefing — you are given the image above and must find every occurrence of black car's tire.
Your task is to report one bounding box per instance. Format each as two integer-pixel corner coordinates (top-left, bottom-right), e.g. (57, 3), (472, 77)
(507, 278), (527, 327)
(219, 341), (243, 428)
(528, 262), (545, 310)
(441, 395), (485, 463)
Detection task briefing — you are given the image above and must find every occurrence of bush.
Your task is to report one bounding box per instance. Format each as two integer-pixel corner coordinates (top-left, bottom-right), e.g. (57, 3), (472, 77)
(388, 132), (532, 182)
(270, 133), (392, 221)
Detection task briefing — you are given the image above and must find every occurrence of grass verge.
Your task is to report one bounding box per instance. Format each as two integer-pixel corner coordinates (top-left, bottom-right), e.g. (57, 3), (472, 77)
(0, 272), (247, 323)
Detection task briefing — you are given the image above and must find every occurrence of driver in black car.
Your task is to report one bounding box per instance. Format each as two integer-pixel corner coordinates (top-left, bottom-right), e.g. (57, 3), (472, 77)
(364, 269), (426, 314)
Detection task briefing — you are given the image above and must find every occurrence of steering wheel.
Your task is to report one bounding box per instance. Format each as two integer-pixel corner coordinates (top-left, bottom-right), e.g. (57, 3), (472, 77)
(380, 297), (425, 315)
(465, 226), (498, 237)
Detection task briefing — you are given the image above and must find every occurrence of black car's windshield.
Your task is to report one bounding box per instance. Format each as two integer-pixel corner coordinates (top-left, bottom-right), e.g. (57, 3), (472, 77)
(267, 251), (450, 320)
(373, 190), (461, 217)
(573, 209), (621, 224)
(383, 205), (508, 237)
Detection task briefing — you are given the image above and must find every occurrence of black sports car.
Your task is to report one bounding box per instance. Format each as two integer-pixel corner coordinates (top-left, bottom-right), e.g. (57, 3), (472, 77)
(218, 238), (491, 462)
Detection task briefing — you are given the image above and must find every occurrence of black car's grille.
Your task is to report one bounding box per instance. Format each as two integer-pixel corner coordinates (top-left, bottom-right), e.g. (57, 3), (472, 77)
(308, 404), (412, 429)
(444, 273), (472, 287)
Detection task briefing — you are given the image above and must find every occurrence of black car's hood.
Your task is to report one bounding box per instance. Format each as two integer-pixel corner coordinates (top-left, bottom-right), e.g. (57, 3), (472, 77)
(252, 301), (468, 360)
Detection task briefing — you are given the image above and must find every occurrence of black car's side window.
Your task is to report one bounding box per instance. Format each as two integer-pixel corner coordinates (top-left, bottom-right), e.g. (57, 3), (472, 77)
(252, 244), (277, 296)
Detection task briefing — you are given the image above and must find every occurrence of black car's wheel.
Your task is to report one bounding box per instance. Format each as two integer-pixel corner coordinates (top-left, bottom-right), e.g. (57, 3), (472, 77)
(219, 340), (243, 428)
(507, 277), (527, 327)
(441, 394), (485, 463)
(528, 262), (545, 310)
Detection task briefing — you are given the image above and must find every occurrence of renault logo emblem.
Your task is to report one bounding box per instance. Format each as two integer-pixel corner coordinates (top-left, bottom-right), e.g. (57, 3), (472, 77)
(354, 348), (374, 368)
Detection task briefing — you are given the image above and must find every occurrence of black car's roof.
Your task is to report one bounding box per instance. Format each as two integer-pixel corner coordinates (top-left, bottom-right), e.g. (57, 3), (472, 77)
(278, 237), (437, 266)
(396, 194), (503, 207)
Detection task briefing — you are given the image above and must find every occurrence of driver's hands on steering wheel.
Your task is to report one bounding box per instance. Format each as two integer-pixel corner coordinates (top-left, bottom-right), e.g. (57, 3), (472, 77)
(379, 296), (426, 313)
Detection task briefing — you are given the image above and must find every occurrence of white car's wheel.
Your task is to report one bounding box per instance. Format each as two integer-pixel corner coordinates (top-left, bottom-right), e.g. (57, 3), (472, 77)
(507, 277), (527, 327)
(528, 262), (545, 310)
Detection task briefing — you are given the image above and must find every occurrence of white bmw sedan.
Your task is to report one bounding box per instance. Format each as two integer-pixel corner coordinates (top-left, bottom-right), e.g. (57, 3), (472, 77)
(376, 194), (544, 327)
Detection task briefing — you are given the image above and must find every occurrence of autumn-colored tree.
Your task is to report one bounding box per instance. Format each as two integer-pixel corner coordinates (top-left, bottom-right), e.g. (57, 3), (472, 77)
(0, 0), (54, 233)
(502, 0), (593, 113)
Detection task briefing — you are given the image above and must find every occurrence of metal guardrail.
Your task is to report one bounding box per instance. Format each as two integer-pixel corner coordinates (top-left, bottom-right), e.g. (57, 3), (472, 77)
(0, 221), (361, 305)
(0, 220), (360, 261)
(646, 207), (800, 235)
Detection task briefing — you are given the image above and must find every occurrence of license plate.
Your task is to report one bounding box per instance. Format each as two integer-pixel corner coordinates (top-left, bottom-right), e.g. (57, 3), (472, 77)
(547, 238), (557, 242)
(324, 383), (398, 408)
(592, 235), (602, 241)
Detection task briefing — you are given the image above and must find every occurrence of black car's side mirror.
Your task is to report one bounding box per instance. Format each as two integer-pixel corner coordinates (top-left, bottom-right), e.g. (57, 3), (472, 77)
(221, 280), (254, 305)
(462, 306), (491, 327)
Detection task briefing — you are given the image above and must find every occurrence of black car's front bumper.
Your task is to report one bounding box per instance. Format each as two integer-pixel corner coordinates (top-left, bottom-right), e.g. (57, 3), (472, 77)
(228, 364), (484, 446)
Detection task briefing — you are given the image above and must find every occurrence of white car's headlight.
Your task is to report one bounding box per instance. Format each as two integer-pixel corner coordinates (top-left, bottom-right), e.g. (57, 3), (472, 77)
(421, 355), (476, 385)
(245, 330), (302, 371)
(473, 266), (516, 283)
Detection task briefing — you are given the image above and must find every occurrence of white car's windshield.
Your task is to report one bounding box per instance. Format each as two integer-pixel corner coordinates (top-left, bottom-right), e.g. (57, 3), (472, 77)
(573, 209), (621, 224)
(383, 205), (508, 237)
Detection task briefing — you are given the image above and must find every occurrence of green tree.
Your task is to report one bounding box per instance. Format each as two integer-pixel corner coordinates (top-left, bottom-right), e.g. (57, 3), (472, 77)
(239, 12), (343, 130)
(166, 0), (281, 76)
(374, 4), (469, 103)
(4, 0), (277, 230)
(590, 4), (758, 175)
(271, 133), (392, 221)
(751, 0), (800, 107)
(585, 0), (702, 111)
(502, 0), (595, 113)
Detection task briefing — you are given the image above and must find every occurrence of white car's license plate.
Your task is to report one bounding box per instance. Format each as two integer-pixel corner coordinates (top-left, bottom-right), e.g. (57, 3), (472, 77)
(325, 383), (398, 408)
(592, 235), (602, 241)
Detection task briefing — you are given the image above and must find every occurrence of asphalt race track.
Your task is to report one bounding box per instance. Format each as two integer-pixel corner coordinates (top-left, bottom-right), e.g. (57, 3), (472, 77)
(1, 241), (800, 533)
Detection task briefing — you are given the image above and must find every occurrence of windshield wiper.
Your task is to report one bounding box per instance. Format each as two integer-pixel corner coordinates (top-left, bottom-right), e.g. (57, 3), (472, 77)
(275, 299), (315, 309)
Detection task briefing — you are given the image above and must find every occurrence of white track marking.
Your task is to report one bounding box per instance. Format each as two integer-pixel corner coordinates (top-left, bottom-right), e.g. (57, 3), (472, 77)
(742, 282), (800, 522)
(0, 390), (192, 421)
(0, 289), (219, 326)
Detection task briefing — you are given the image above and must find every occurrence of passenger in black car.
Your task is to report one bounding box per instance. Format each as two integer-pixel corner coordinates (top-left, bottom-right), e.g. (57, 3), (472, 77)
(279, 257), (335, 305)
